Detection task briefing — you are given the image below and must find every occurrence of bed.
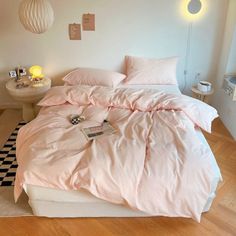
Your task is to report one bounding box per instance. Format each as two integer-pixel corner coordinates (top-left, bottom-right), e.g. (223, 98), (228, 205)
(14, 55), (222, 222)
(14, 82), (222, 222)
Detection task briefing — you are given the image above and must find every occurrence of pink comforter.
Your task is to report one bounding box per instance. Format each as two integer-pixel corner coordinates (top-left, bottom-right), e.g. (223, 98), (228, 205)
(15, 85), (219, 221)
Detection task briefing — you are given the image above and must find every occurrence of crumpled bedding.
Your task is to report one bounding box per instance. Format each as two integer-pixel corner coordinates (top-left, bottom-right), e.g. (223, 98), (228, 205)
(14, 85), (220, 221)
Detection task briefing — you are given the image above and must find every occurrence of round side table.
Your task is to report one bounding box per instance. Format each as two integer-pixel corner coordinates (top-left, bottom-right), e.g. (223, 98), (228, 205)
(191, 85), (214, 103)
(6, 78), (51, 122)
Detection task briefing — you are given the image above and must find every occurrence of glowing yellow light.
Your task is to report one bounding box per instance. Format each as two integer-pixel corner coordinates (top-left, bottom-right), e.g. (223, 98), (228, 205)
(180, 0), (207, 21)
(29, 65), (44, 79)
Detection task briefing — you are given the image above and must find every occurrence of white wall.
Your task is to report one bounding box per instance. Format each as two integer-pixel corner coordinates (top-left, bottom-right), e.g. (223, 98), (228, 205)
(212, 0), (236, 139)
(226, 26), (236, 73)
(0, 0), (228, 107)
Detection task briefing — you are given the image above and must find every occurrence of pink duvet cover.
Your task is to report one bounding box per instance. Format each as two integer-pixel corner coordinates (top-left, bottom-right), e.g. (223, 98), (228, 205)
(15, 85), (220, 221)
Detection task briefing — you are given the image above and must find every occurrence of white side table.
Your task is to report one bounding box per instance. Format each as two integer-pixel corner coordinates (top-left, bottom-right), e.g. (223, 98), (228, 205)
(6, 78), (51, 122)
(191, 85), (214, 103)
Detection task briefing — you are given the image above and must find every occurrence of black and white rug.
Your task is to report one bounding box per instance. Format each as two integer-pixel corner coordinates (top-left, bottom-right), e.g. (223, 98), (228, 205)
(0, 122), (26, 186)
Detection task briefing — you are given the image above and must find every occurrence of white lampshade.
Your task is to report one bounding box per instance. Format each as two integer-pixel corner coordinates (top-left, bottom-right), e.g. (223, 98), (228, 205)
(19, 0), (54, 34)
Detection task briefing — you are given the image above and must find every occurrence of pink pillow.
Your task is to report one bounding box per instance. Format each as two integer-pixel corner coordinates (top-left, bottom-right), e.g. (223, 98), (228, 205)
(124, 56), (178, 85)
(62, 68), (126, 87)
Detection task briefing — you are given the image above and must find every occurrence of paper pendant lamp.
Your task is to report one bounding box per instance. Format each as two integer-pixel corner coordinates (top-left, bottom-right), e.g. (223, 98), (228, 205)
(19, 0), (54, 34)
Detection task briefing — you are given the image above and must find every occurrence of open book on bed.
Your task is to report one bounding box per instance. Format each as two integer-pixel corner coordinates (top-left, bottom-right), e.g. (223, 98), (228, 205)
(81, 120), (116, 140)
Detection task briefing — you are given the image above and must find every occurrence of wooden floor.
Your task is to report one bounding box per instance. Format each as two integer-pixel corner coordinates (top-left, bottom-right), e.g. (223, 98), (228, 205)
(0, 110), (235, 236)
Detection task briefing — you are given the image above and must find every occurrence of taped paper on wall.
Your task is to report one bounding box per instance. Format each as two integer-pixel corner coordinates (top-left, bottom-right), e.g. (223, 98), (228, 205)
(82, 14), (95, 31)
(69, 24), (81, 40)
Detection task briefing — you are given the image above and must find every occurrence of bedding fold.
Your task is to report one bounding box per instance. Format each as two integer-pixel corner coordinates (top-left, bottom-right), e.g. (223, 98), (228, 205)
(38, 85), (218, 132)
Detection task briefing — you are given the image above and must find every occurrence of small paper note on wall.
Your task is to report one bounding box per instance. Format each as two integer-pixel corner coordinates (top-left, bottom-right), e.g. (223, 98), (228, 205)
(82, 14), (95, 31)
(69, 24), (81, 40)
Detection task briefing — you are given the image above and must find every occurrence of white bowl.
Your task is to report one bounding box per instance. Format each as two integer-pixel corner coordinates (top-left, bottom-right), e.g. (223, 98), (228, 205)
(197, 81), (212, 92)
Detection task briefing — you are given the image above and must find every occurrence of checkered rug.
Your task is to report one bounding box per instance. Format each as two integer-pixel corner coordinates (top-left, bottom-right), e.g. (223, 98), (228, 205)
(0, 122), (26, 186)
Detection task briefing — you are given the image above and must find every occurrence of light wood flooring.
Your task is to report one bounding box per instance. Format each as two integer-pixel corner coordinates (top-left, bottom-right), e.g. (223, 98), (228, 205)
(0, 109), (235, 236)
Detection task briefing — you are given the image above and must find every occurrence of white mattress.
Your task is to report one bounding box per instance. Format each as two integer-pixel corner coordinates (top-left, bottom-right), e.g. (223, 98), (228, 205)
(23, 85), (221, 217)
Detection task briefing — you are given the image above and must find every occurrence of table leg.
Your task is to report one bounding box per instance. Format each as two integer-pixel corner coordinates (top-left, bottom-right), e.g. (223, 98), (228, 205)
(22, 103), (35, 122)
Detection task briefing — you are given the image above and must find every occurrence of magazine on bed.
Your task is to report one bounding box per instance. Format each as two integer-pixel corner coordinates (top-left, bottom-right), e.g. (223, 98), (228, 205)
(82, 120), (116, 140)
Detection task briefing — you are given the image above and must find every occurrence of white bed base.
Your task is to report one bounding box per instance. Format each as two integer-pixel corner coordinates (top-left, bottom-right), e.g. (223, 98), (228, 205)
(26, 187), (149, 217)
(24, 182), (218, 218)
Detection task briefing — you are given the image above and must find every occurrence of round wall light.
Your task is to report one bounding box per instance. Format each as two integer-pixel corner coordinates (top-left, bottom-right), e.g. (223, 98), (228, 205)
(19, 0), (54, 34)
(188, 0), (202, 14)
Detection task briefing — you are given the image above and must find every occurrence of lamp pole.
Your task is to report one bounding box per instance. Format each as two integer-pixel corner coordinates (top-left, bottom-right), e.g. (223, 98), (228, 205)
(182, 22), (193, 93)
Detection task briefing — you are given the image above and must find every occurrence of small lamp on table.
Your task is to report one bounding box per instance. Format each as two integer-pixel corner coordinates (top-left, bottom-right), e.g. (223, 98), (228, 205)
(29, 65), (47, 87)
